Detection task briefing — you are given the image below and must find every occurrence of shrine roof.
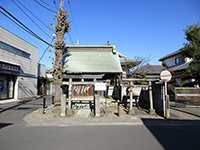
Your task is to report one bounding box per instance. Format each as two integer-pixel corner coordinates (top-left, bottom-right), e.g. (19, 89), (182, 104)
(63, 45), (122, 73)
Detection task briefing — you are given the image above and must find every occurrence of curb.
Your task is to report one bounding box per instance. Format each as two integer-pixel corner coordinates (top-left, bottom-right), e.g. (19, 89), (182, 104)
(0, 99), (21, 104)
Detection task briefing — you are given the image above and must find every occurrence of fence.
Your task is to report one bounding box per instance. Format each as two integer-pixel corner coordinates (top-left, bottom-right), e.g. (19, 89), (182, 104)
(175, 87), (200, 105)
(139, 83), (165, 117)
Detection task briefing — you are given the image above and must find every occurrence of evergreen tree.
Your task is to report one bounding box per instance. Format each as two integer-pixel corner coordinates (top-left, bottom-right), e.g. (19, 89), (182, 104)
(181, 22), (200, 86)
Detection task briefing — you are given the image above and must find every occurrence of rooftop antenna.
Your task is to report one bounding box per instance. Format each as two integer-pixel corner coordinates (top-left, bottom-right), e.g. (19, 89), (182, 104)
(72, 39), (80, 45)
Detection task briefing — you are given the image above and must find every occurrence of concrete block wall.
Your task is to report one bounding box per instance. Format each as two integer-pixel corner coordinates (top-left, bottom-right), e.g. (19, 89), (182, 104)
(152, 84), (165, 116)
(139, 83), (165, 117)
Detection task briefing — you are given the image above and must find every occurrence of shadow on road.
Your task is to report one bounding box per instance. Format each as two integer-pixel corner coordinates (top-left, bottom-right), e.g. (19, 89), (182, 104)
(0, 96), (44, 114)
(0, 122), (13, 129)
(171, 106), (200, 118)
(142, 118), (200, 150)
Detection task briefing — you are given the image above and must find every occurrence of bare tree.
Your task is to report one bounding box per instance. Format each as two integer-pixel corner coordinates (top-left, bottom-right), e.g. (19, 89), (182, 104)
(49, 0), (71, 106)
(129, 56), (151, 78)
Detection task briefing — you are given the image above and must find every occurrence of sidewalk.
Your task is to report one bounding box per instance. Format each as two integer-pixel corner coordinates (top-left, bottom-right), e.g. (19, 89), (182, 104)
(0, 99), (21, 104)
(170, 102), (200, 120)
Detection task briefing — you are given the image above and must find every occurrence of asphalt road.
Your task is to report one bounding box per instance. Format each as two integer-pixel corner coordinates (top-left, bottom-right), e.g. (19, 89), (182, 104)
(0, 97), (200, 150)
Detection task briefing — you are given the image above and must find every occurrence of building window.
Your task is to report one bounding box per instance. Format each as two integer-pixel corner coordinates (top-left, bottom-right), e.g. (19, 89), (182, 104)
(0, 41), (30, 58)
(175, 56), (184, 64)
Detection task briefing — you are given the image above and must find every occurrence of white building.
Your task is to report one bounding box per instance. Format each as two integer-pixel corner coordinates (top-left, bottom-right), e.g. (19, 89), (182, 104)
(159, 49), (193, 86)
(0, 27), (38, 99)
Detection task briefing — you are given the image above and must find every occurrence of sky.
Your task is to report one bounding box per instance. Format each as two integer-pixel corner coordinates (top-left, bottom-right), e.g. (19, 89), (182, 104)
(0, 0), (200, 69)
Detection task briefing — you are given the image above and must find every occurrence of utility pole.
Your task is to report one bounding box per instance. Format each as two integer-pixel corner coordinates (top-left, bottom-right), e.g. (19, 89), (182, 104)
(51, 0), (71, 106)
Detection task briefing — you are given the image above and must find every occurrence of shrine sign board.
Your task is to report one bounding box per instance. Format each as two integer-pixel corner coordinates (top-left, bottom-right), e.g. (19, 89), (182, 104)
(94, 83), (107, 91)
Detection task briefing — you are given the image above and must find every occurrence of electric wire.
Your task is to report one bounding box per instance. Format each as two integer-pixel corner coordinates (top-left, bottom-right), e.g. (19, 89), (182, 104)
(11, 0), (52, 39)
(16, 0), (73, 45)
(0, 6), (51, 46)
(67, 32), (74, 44)
(16, 0), (54, 34)
(53, 0), (59, 11)
(39, 0), (57, 9)
(67, 0), (79, 41)
(0, 10), (34, 37)
(38, 38), (54, 62)
(0, 10), (49, 52)
(1, 10), (54, 64)
(34, 0), (57, 13)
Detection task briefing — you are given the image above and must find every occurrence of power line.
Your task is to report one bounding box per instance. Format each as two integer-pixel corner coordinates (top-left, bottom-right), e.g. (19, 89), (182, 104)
(39, 0), (57, 9)
(52, 0), (59, 11)
(0, 10), (34, 36)
(39, 38), (54, 62)
(67, 0), (79, 40)
(0, 12), (47, 52)
(67, 32), (74, 43)
(11, 0), (52, 39)
(1, 7), (54, 63)
(16, 0), (54, 34)
(0, 6), (51, 46)
(34, 0), (57, 13)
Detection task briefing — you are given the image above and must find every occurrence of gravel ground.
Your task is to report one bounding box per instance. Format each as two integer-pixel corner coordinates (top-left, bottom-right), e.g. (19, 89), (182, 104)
(24, 104), (163, 126)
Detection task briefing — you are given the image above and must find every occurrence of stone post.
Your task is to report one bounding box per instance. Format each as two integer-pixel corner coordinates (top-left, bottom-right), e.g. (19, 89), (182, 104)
(149, 81), (156, 114)
(165, 95), (170, 119)
(128, 81), (134, 115)
(67, 78), (73, 116)
(94, 93), (100, 117)
(61, 94), (66, 117)
(118, 104), (125, 117)
(68, 78), (72, 109)
(129, 81), (133, 110)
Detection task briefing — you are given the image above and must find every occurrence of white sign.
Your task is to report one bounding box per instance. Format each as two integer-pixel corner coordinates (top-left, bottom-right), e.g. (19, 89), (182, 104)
(94, 83), (107, 91)
(160, 70), (172, 82)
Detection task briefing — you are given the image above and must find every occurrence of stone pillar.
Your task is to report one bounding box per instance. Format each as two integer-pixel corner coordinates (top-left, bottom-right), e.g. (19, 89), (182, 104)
(67, 78), (73, 116)
(61, 94), (66, 117)
(129, 81), (133, 110)
(149, 81), (155, 114)
(165, 95), (170, 119)
(121, 82), (124, 101)
(118, 104), (125, 117)
(94, 93), (100, 117)
(68, 78), (72, 109)
(129, 81), (134, 115)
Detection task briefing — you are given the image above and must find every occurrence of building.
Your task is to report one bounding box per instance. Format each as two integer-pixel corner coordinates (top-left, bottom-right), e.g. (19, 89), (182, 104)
(62, 43), (140, 101)
(45, 69), (54, 95)
(137, 63), (166, 79)
(159, 49), (193, 86)
(37, 63), (46, 95)
(0, 27), (38, 100)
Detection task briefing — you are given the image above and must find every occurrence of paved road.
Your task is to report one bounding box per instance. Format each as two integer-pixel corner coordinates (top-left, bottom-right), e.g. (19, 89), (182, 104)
(0, 97), (200, 150)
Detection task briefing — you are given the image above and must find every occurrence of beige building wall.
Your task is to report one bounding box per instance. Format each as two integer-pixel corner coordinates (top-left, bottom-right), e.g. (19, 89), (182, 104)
(0, 27), (38, 99)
